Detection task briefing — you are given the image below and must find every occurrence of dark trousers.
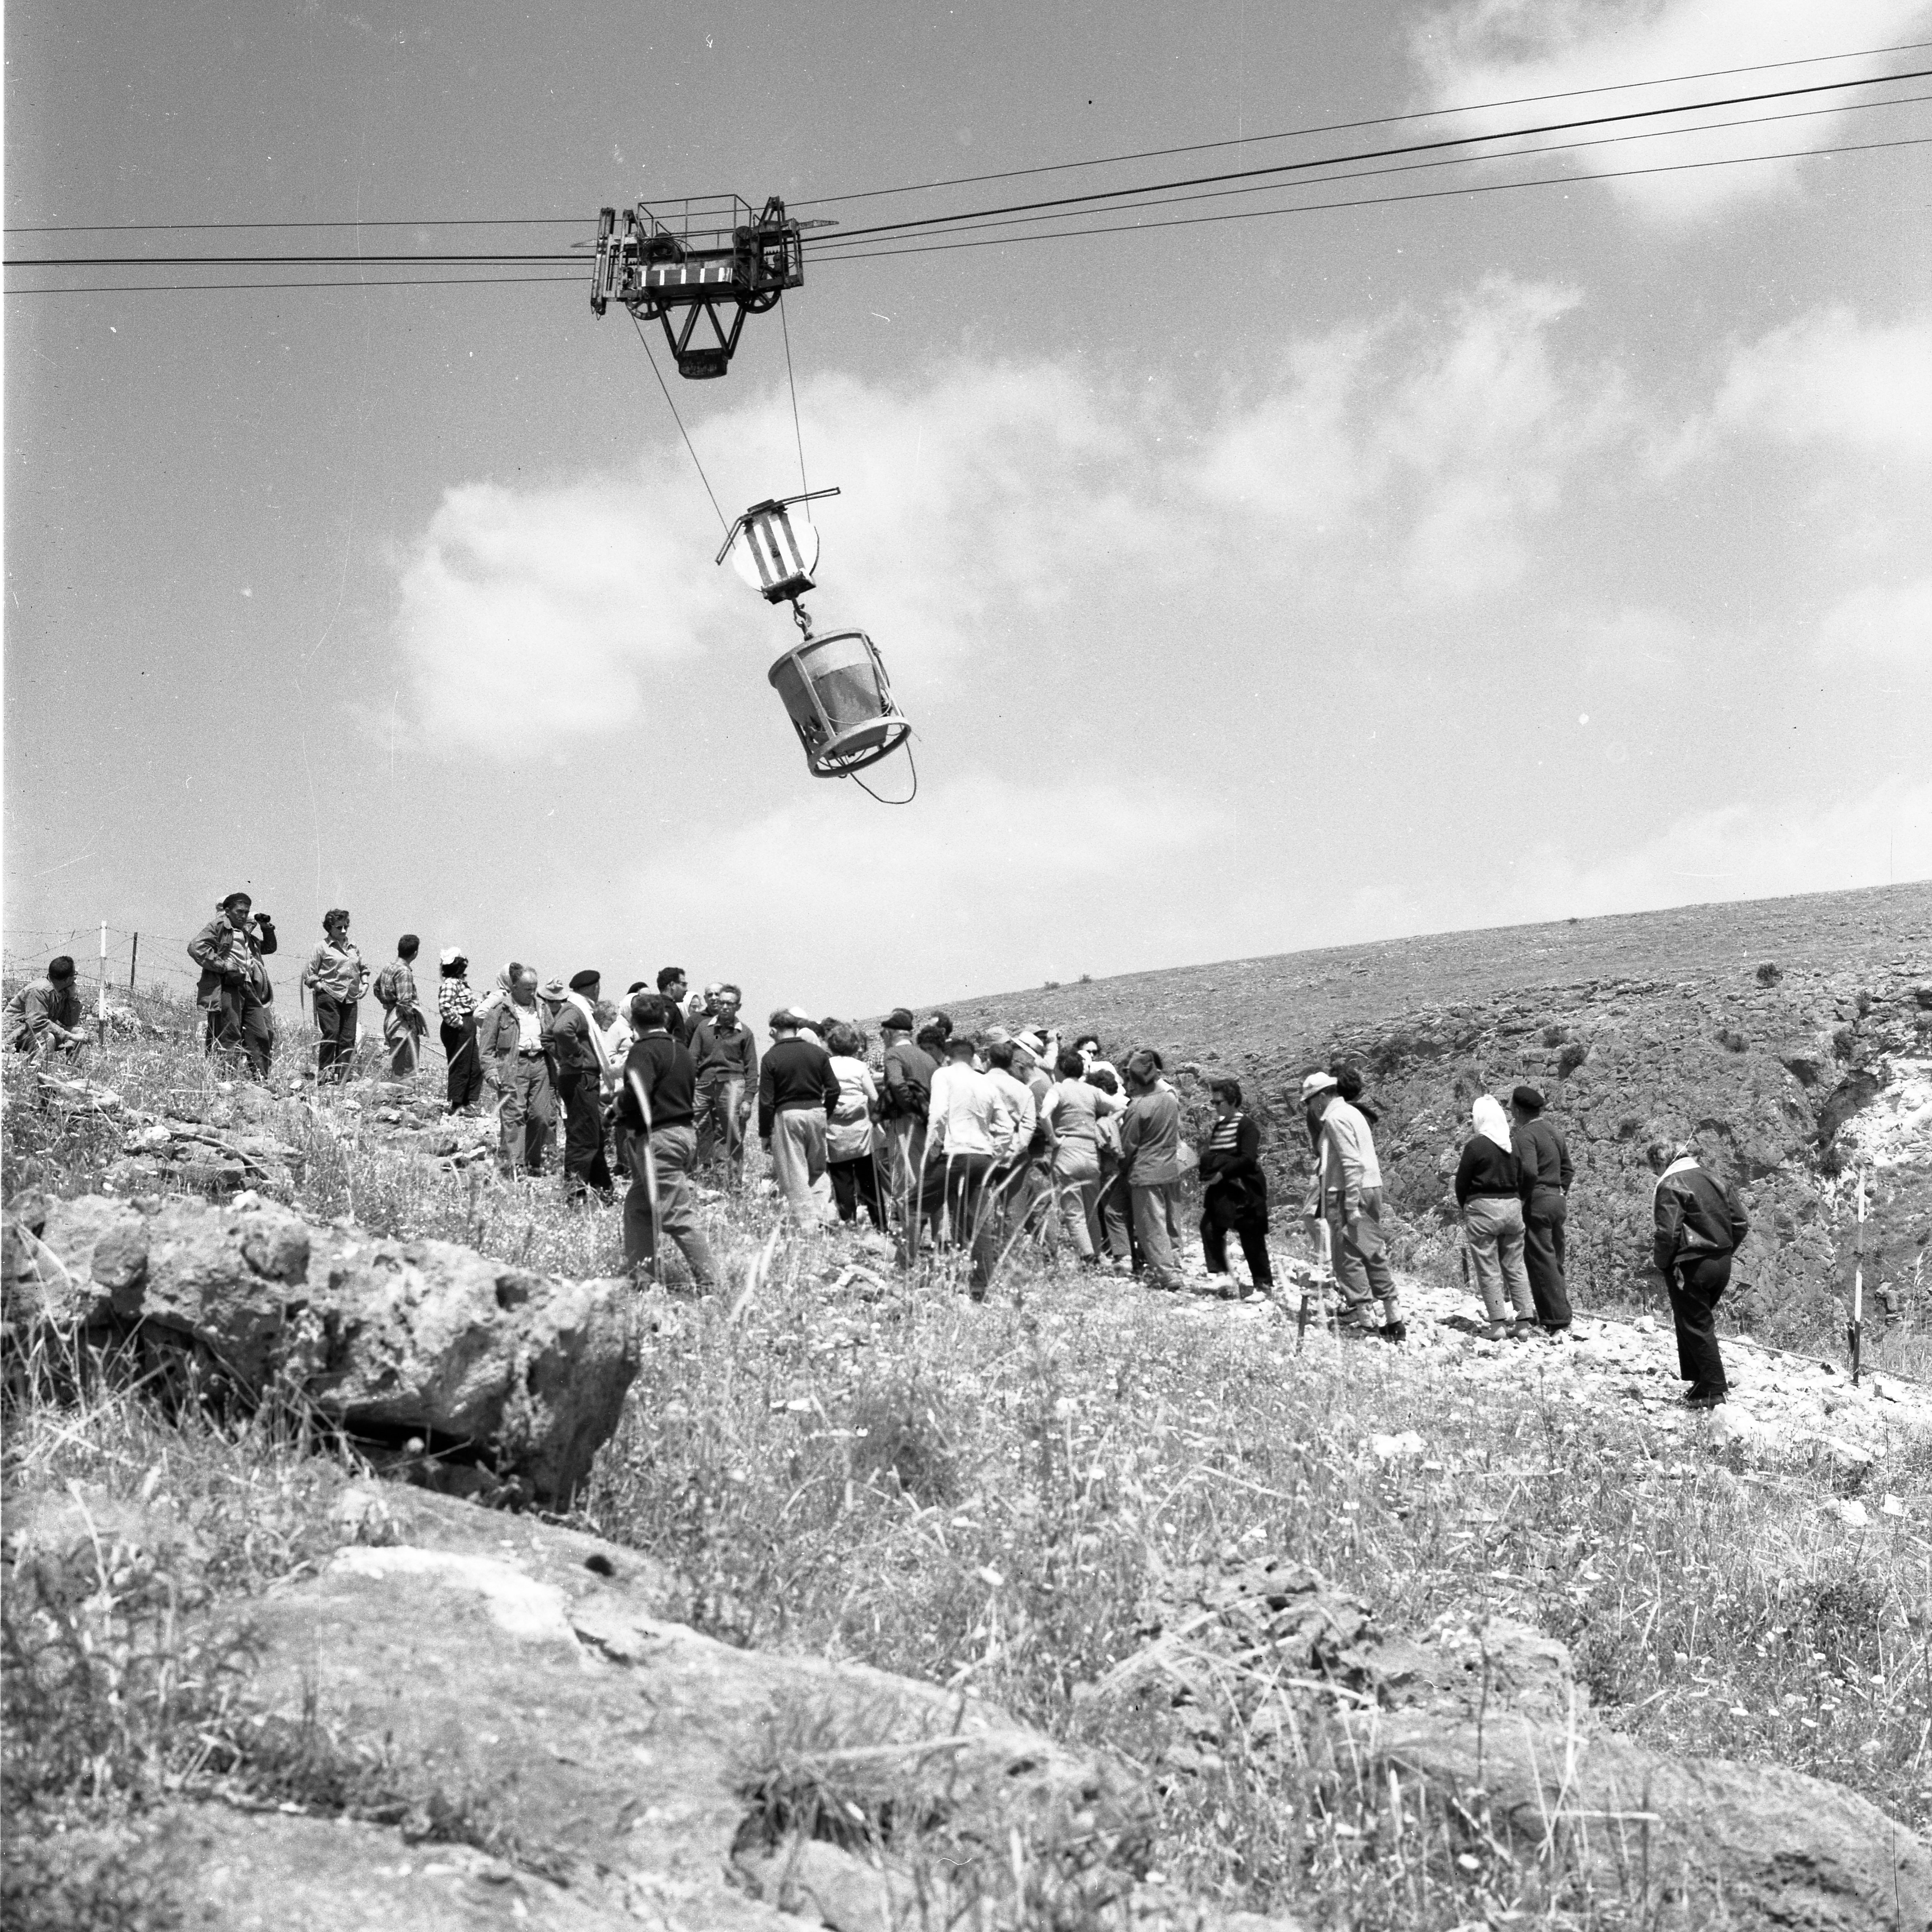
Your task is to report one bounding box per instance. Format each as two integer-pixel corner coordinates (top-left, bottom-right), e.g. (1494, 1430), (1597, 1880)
(555, 1065), (613, 1200)
(210, 987), (273, 1081)
(1201, 1201), (1273, 1288)
(312, 992), (358, 1082)
(829, 1151), (886, 1228)
(913, 1150), (999, 1294)
(442, 1018), (485, 1112)
(1668, 1253), (1731, 1397)
(1523, 1188), (1573, 1330)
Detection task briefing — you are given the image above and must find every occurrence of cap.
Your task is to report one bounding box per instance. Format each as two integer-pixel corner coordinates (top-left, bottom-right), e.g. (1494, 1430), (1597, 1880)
(568, 969), (600, 993)
(1511, 1084), (1546, 1113)
(985, 1025), (1012, 1046)
(883, 1007), (915, 1031)
(1300, 1071), (1338, 1099)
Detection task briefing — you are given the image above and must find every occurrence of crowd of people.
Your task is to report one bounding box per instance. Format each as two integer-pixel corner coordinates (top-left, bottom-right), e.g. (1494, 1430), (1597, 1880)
(0, 893), (1754, 1409)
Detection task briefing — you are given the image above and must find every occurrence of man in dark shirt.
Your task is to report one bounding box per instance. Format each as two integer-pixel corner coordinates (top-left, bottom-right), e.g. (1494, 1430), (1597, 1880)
(690, 983), (758, 1181)
(879, 1007), (937, 1219)
(1510, 1084), (1574, 1335)
(657, 967), (691, 1046)
(1648, 1140), (1750, 1406)
(549, 969), (615, 1205)
(616, 994), (717, 1291)
(758, 1007), (839, 1217)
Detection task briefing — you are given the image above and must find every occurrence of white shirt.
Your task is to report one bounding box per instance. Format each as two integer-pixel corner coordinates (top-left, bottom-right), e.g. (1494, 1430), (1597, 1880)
(927, 1061), (1015, 1159)
(986, 1067), (1037, 1159)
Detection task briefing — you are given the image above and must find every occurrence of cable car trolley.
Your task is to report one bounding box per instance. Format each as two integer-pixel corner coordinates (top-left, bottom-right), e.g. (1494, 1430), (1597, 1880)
(590, 196), (804, 379)
(718, 490), (916, 795)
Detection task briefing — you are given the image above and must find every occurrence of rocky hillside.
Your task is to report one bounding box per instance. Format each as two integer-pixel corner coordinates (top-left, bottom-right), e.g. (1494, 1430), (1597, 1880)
(935, 882), (1932, 1347)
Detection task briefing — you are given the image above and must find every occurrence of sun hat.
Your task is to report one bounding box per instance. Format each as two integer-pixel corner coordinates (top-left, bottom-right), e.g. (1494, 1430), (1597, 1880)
(1300, 1071), (1338, 1099)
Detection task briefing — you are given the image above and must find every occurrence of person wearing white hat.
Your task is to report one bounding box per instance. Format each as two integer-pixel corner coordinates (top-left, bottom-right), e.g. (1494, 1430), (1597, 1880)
(1301, 1070), (1404, 1340)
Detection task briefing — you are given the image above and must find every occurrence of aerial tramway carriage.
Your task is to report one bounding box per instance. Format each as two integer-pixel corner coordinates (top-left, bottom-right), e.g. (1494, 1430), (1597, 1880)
(587, 192), (916, 795)
(718, 492), (915, 790)
(589, 196), (804, 378)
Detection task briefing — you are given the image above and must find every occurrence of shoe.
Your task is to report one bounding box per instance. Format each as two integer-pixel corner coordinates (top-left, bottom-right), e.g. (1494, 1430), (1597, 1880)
(1379, 1320), (1407, 1343)
(1684, 1388), (1726, 1409)
(1485, 1322), (1511, 1343)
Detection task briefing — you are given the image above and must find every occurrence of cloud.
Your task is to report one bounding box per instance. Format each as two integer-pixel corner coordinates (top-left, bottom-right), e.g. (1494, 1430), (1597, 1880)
(1190, 277), (1621, 599)
(394, 474), (735, 753)
(1816, 577), (1932, 664)
(616, 769), (1235, 1009)
(395, 278), (1628, 752)
(1698, 307), (1932, 458)
(1410, 0), (1932, 219)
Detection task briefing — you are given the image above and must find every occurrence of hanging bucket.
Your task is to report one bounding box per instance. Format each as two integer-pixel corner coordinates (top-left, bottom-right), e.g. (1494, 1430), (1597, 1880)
(767, 629), (912, 777)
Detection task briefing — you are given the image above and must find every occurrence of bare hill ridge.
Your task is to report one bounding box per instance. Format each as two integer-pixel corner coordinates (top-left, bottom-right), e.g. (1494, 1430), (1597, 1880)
(935, 882), (1932, 1350)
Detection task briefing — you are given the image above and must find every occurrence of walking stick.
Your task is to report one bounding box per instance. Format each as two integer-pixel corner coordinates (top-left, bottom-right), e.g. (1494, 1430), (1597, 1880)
(1848, 1165), (1865, 1386)
(1297, 1212), (1333, 1352)
(627, 1066), (660, 1270)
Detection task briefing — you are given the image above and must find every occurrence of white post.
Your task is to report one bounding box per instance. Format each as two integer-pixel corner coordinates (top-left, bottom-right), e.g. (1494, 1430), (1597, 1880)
(98, 921), (108, 1043)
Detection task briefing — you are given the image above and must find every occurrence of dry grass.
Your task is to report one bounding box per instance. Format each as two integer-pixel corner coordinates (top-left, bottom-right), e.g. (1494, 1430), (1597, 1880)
(5, 1009), (1931, 1927)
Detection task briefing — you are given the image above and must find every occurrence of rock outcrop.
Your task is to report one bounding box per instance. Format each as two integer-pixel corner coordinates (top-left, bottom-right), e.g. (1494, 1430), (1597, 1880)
(9, 1484), (1254, 1932)
(1102, 1553), (1930, 1930)
(1, 1193), (637, 1504)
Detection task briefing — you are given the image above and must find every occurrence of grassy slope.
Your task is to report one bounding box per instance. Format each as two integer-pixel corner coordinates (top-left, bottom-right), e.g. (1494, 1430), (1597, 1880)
(6, 909), (1932, 1928)
(927, 881), (1932, 1059)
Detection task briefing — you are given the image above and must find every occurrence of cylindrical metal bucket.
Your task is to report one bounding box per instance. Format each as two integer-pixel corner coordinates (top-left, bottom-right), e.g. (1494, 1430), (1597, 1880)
(767, 629), (912, 777)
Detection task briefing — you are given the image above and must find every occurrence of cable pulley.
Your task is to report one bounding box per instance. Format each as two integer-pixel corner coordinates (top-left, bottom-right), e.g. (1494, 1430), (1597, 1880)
(590, 195), (804, 378)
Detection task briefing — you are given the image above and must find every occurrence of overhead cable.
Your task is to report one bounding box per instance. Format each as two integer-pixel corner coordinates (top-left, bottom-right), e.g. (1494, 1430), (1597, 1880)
(806, 65), (1932, 248)
(805, 134), (1932, 265)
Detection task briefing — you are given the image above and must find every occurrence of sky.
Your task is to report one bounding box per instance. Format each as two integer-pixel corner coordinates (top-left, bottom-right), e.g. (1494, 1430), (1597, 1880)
(6, 0), (1931, 1019)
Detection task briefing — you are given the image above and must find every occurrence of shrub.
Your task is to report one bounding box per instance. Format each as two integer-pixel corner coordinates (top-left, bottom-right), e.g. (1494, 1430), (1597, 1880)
(1556, 1042), (1587, 1077)
(1715, 1028), (1749, 1054)
(1756, 962), (1783, 986)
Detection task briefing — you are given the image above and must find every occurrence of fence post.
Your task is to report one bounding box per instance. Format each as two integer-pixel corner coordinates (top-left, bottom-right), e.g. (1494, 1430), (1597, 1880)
(98, 921), (108, 1043)
(129, 932), (139, 995)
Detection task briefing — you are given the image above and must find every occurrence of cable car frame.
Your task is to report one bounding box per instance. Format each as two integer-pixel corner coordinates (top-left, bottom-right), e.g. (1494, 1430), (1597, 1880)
(590, 195), (804, 379)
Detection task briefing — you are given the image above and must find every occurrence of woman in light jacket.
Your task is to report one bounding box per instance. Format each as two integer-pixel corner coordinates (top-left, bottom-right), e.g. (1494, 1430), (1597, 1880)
(825, 1023), (885, 1228)
(1454, 1095), (1536, 1340)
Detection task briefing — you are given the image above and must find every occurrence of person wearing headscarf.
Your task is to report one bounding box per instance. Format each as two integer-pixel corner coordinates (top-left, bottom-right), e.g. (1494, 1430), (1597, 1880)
(476, 963), (556, 1178)
(1647, 1138), (1749, 1407)
(437, 949), (485, 1115)
(1301, 1072), (1404, 1339)
(1454, 1095), (1536, 1340)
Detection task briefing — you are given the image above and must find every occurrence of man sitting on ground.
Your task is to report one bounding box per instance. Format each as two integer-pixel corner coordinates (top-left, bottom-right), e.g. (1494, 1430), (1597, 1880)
(5, 956), (87, 1058)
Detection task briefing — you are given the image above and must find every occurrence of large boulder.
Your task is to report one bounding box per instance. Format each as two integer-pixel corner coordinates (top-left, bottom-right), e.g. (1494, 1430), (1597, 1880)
(8, 1486), (1264, 1932)
(1, 1194), (637, 1505)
